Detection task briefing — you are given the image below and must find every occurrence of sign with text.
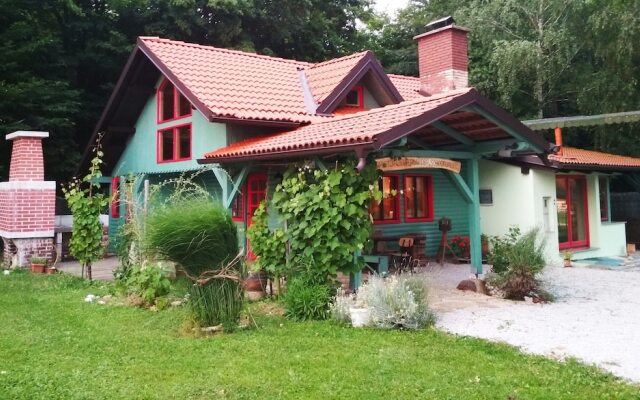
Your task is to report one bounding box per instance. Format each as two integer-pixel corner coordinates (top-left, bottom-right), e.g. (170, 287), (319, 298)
(375, 157), (462, 173)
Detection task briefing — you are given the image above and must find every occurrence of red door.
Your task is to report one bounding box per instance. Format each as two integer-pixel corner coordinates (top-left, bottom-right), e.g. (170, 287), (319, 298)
(246, 173), (268, 259)
(556, 176), (589, 249)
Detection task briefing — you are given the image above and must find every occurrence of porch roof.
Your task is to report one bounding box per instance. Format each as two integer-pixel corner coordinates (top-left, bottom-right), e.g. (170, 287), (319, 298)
(550, 147), (640, 170)
(200, 88), (553, 164)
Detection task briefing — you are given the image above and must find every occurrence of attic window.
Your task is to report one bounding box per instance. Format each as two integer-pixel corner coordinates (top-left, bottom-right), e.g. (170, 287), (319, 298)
(344, 85), (364, 108)
(157, 123), (192, 163)
(157, 79), (191, 123)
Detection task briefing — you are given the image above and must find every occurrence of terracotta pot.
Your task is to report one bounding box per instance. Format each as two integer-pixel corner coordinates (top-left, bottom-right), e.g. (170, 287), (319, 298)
(563, 259), (572, 268)
(481, 241), (489, 256)
(244, 270), (268, 292)
(627, 243), (636, 254)
(30, 264), (46, 274)
(462, 248), (471, 259)
(46, 268), (57, 275)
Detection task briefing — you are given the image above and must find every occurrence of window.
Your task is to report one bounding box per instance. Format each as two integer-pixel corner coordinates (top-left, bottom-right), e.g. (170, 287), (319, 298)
(370, 175), (399, 223)
(157, 79), (191, 123)
(479, 189), (493, 205)
(157, 123), (192, 163)
(404, 175), (434, 222)
(231, 190), (244, 221)
(599, 176), (609, 221)
(335, 85), (365, 115)
(111, 176), (120, 218)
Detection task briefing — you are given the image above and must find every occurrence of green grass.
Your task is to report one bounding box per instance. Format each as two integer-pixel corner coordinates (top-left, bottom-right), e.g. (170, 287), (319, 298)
(1, 272), (639, 400)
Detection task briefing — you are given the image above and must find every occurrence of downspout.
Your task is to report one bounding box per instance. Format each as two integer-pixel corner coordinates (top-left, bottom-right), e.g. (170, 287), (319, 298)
(355, 149), (367, 172)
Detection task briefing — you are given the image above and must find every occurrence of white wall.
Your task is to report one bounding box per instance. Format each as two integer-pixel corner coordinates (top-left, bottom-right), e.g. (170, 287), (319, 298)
(479, 160), (560, 264)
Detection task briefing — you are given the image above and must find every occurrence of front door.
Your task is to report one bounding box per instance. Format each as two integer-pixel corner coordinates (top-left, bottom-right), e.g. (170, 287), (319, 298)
(556, 176), (589, 249)
(246, 173), (268, 259)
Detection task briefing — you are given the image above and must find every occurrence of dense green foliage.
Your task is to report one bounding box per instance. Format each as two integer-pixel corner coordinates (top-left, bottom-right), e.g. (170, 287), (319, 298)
(487, 226), (522, 274)
(245, 202), (287, 278)
(268, 162), (380, 277)
(62, 140), (108, 280)
(115, 263), (171, 306)
(283, 278), (332, 321)
(2, 272), (639, 399)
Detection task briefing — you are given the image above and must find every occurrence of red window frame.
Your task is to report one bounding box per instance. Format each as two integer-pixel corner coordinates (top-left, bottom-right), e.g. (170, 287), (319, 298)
(345, 85), (364, 109)
(111, 176), (120, 219)
(230, 185), (245, 222)
(156, 79), (192, 124)
(403, 174), (434, 222)
(156, 123), (192, 163)
(370, 174), (400, 224)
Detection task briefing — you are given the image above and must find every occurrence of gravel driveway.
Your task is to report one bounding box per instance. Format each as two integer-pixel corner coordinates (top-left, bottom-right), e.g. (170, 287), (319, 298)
(425, 262), (640, 383)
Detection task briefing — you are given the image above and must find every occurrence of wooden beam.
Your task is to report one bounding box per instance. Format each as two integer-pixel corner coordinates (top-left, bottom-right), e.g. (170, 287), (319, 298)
(444, 171), (473, 203)
(224, 167), (249, 209)
(406, 136), (432, 150)
(465, 105), (545, 153)
(432, 121), (474, 146)
(381, 149), (477, 160)
(441, 139), (517, 153)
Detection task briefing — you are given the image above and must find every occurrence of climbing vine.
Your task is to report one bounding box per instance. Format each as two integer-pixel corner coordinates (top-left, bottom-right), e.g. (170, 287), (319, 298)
(62, 135), (108, 280)
(248, 160), (380, 280)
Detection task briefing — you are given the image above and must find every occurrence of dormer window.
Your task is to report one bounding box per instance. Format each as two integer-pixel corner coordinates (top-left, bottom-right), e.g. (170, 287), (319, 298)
(335, 85), (365, 115)
(157, 79), (191, 123)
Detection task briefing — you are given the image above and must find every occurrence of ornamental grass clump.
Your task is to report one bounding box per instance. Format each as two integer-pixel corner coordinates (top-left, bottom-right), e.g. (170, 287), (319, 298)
(145, 198), (244, 329)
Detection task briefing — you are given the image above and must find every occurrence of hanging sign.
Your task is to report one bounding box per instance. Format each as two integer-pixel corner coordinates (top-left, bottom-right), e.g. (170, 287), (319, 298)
(375, 157), (461, 173)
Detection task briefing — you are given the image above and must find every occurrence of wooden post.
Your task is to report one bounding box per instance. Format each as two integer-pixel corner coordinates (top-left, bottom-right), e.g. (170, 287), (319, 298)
(350, 251), (362, 290)
(467, 158), (482, 275)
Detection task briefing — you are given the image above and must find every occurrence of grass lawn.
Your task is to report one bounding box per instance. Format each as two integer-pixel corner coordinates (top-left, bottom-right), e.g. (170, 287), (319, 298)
(1, 272), (638, 400)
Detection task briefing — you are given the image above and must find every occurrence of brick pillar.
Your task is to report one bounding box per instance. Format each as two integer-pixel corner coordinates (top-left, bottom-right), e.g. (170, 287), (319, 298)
(0, 131), (55, 267)
(413, 18), (469, 96)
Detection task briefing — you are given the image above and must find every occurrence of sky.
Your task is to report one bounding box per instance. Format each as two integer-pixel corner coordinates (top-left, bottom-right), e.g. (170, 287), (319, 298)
(373, 0), (410, 16)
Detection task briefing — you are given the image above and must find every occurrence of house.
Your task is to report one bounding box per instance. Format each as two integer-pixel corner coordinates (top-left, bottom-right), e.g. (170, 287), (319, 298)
(81, 16), (640, 276)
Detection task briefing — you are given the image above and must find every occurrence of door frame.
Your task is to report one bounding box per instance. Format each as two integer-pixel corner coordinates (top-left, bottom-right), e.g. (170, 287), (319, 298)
(557, 175), (590, 250)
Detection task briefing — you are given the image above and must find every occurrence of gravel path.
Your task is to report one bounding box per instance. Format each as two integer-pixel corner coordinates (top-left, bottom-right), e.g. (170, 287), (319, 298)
(426, 262), (640, 383)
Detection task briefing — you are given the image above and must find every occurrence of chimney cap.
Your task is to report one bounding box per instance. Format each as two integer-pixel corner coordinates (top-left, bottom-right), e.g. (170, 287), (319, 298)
(425, 16), (455, 32)
(6, 131), (49, 141)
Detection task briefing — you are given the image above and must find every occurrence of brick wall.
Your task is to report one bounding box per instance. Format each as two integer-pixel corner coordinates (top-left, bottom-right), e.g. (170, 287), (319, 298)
(0, 183), (55, 234)
(415, 26), (469, 95)
(9, 136), (46, 181)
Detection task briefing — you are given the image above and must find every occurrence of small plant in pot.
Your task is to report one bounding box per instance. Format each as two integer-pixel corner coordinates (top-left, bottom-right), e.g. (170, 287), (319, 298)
(30, 256), (48, 274)
(244, 267), (268, 300)
(562, 251), (573, 268)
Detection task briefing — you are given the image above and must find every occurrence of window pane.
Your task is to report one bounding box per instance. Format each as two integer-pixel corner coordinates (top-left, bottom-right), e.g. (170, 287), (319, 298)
(178, 92), (191, 116)
(231, 193), (243, 219)
(177, 126), (191, 159)
(161, 129), (174, 161)
(346, 89), (359, 106)
(404, 176), (415, 219)
(599, 177), (609, 221)
(416, 177), (426, 218)
(161, 83), (175, 121)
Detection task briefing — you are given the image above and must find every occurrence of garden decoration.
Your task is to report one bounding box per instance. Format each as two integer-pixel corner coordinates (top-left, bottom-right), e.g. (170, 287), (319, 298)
(437, 217), (456, 264)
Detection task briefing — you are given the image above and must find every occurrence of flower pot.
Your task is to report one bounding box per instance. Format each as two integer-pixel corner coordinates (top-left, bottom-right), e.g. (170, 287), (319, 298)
(462, 248), (471, 259)
(244, 270), (268, 292)
(31, 264), (46, 274)
(563, 259), (572, 268)
(46, 267), (57, 275)
(481, 241), (489, 256)
(627, 243), (636, 254)
(349, 307), (371, 328)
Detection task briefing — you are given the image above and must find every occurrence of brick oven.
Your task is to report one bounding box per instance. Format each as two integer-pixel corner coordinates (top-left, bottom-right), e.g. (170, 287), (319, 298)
(0, 131), (56, 267)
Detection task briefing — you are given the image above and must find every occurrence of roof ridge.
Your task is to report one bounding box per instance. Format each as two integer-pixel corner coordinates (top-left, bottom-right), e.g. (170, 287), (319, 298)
(139, 36), (312, 67)
(307, 51), (371, 69)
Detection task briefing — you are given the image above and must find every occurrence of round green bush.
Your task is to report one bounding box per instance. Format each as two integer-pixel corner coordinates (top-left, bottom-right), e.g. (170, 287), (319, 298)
(145, 200), (239, 275)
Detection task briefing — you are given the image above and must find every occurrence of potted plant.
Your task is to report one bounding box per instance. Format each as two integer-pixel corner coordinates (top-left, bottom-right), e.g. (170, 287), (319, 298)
(562, 251), (573, 268)
(244, 267), (268, 300)
(450, 235), (471, 259)
(30, 256), (48, 274)
(46, 265), (58, 274)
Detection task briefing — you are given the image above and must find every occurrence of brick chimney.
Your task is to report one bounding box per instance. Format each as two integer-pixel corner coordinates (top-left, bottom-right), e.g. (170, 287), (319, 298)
(413, 16), (470, 96)
(0, 131), (55, 267)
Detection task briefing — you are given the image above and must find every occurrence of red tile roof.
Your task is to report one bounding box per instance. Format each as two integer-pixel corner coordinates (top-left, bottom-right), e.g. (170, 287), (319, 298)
(138, 38), (418, 124)
(388, 74), (422, 100)
(204, 88), (472, 160)
(305, 51), (370, 104)
(550, 147), (640, 168)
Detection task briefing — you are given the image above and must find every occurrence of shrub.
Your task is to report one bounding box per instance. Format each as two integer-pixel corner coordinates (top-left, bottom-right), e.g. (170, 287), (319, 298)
(145, 197), (243, 327)
(283, 278), (333, 321)
(145, 199), (239, 276)
(487, 228), (548, 300)
(117, 263), (171, 307)
(329, 287), (354, 324)
(488, 226), (521, 274)
(355, 275), (435, 330)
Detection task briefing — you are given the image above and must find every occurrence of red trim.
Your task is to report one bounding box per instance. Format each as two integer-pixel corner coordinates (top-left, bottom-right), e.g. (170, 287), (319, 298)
(403, 174), (434, 223)
(372, 174), (401, 225)
(156, 122), (192, 163)
(557, 175), (590, 249)
(111, 176), (120, 219)
(156, 78), (192, 124)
